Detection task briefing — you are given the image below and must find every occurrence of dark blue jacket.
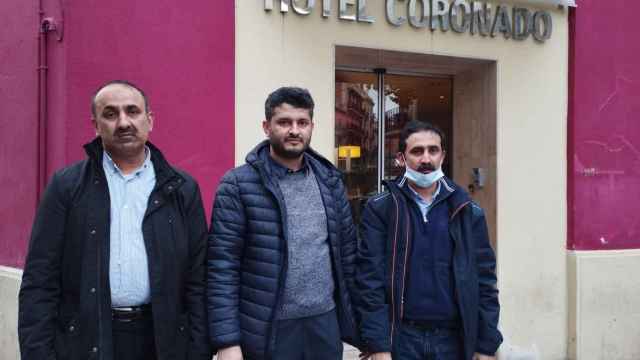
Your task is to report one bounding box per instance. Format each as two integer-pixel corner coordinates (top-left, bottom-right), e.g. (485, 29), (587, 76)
(207, 140), (359, 359)
(355, 176), (502, 359)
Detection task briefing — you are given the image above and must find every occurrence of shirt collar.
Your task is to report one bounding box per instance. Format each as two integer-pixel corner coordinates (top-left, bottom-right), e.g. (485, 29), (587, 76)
(103, 147), (152, 177)
(267, 152), (310, 179)
(405, 179), (441, 208)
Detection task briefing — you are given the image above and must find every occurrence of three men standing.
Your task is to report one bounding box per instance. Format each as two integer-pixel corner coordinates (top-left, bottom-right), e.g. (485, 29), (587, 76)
(19, 81), (212, 360)
(207, 87), (359, 360)
(18, 82), (502, 360)
(356, 121), (502, 360)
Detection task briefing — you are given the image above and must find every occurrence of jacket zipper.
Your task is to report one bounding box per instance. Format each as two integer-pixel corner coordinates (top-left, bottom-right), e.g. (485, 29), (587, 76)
(96, 217), (102, 360)
(96, 172), (110, 360)
(263, 177), (289, 360)
(399, 206), (411, 320)
(389, 193), (400, 346)
(449, 200), (471, 346)
(450, 201), (471, 221)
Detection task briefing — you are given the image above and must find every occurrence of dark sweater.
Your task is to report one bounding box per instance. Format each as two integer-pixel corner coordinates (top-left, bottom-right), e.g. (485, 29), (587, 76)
(403, 186), (460, 323)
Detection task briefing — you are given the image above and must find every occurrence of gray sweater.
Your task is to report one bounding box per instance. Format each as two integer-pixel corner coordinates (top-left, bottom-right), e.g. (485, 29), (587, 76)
(277, 165), (336, 320)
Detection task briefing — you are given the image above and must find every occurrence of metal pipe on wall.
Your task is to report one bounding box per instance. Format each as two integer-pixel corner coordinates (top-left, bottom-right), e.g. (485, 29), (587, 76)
(374, 68), (386, 193)
(37, 16), (49, 203)
(36, 0), (62, 203)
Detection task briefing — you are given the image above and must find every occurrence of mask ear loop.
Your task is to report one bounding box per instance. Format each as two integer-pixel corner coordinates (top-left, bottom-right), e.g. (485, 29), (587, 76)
(397, 153), (406, 167)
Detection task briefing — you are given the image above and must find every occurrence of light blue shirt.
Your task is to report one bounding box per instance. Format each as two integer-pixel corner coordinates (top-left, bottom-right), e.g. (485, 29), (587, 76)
(406, 180), (441, 223)
(103, 148), (155, 307)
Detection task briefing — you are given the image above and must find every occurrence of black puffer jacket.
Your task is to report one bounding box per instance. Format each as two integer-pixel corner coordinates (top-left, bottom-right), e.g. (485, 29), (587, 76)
(207, 140), (359, 359)
(18, 138), (212, 360)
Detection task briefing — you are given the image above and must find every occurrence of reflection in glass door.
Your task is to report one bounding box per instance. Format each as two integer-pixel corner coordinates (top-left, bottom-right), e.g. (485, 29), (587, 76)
(335, 71), (379, 222)
(335, 70), (453, 222)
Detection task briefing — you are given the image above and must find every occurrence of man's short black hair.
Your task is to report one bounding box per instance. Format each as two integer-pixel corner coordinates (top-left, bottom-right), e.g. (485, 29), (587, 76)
(264, 86), (314, 121)
(399, 120), (446, 153)
(91, 80), (150, 117)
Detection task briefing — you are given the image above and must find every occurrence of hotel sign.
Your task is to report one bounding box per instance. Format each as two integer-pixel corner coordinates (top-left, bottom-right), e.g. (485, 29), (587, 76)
(264, 0), (554, 42)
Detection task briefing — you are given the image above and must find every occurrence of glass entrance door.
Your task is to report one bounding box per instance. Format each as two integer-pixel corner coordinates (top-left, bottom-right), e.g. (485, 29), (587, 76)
(335, 70), (453, 221)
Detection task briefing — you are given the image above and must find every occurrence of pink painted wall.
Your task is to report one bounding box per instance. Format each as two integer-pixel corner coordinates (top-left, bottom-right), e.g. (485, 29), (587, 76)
(0, 0), (235, 267)
(0, 1), (39, 268)
(569, 2), (640, 250)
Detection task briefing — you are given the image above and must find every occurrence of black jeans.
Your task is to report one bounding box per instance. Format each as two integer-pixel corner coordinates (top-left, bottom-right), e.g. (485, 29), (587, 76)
(271, 308), (343, 360)
(112, 313), (157, 360)
(393, 322), (464, 360)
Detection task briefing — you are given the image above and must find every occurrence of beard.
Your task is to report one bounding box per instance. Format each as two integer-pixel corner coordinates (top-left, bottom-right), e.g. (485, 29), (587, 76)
(269, 136), (309, 159)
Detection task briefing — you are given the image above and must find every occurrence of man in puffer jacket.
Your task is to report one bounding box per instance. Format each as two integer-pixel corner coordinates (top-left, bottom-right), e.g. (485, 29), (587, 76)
(207, 87), (359, 360)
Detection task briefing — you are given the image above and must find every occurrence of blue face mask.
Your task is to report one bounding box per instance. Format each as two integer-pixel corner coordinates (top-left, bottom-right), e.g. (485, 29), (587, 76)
(403, 164), (444, 188)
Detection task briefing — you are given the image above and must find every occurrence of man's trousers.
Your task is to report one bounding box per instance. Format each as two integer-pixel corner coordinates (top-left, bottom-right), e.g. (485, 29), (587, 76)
(271, 308), (343, 360)
(392, 321), (464, 360)
(112, 308), (157, 360)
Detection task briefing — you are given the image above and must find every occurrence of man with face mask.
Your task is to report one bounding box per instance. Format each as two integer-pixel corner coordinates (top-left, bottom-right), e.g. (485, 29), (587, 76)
(207, 87), (359, 360)
(356, 121), (502, 360)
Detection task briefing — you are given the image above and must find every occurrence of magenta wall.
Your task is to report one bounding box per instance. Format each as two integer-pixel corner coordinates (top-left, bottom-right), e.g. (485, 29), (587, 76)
(569, 2), (640, 250)
(0, 0), (235, 267)
(0, 1), (39, 268)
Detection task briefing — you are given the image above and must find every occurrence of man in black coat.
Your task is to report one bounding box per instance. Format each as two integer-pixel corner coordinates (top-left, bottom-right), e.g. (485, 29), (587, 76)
(356, 121), (502, 360)
(208, 87), (359, 360)
(18, 80), (212, 360)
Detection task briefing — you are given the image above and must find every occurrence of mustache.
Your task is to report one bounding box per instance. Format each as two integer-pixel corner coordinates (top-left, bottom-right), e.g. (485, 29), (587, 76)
(115, 128), (137, 137)
(416, 163), (436, 172)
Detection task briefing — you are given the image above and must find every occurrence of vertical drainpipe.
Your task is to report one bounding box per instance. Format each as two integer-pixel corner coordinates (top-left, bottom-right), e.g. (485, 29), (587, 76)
(37, 8), (48, 203)
(36, 0), (62, 202)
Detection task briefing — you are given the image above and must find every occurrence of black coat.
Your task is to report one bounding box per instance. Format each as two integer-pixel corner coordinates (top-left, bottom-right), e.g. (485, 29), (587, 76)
(207, 140), (359, 359)
(356, 177), (503, 359)
(18, 138), (212, 360)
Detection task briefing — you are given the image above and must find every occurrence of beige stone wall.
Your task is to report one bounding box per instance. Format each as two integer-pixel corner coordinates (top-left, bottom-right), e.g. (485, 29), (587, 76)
(236, 1), (568, 359)
(0, 267), (21, 360)
(568, 250), (640, 360)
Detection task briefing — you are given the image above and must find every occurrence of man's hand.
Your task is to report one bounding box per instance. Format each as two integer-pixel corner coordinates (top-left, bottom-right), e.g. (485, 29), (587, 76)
(473, 353), (495, 360)
(217, 345), (243, 360)
(360, 352), (392, 360)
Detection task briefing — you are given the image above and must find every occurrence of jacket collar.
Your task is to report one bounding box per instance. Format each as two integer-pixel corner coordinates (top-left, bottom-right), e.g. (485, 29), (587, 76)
(265, 149), (311, 179)
(245, 140), (343, 183)
(385, 175), (472, 220)
(83, 137), (182, 189)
